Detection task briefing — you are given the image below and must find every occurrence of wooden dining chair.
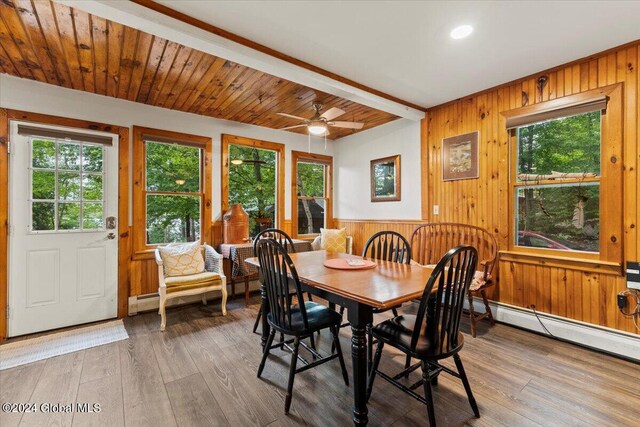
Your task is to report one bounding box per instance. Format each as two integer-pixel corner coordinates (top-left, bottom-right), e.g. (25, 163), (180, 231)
(333, 231), (412, 369)
(366, 246), (480, 427)
(255, 239), (349, 414)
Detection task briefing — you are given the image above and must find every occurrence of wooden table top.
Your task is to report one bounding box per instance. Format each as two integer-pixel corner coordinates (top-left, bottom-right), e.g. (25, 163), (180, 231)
(245, 250), (435, 309)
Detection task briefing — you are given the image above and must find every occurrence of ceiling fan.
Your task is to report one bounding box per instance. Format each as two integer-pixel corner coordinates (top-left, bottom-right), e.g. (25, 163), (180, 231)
(277, 102), (365, 136)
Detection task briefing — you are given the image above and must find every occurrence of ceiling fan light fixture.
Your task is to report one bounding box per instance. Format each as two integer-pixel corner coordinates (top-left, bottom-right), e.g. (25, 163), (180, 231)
(230, 159), (244, 165)
(308, 120), (327, 135)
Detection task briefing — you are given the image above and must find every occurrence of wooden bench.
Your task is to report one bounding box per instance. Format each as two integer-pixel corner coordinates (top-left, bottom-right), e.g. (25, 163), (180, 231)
(410, 223), (498, 337)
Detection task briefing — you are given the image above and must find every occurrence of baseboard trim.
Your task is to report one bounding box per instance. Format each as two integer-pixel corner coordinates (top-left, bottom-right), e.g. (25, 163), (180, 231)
(469, 298), (640, 361)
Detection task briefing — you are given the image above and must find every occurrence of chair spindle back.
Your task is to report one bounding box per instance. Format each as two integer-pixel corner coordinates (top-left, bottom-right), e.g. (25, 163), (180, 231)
(362, 231), (412, 264)
(412, 246), (478, 355)
(255, 239), (308, 332)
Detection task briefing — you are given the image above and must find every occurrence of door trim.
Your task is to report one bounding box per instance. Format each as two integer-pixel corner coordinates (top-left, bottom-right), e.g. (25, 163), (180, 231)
(0, 109), (130, 340)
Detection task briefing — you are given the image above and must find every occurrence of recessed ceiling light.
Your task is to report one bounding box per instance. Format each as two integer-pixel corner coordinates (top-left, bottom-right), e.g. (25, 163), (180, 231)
(450, 25), (473, 40)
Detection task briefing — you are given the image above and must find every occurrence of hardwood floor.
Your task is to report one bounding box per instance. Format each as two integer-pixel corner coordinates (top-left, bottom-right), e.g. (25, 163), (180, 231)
(1, 296), (638, 426)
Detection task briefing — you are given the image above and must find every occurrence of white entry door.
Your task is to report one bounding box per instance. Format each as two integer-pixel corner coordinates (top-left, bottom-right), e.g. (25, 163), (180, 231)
(8, 121), (119, 337)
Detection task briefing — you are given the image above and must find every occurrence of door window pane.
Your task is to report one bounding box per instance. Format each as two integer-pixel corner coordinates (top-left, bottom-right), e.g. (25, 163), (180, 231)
(146, 195), (201, 244)
(58, 202), (81, 230)
(32, 170), (55, 199)
(32, 202), (55, 230)
(58, 172), (81, 200)
(82, 174), (103, 201)
(32, 139), (55, 168)
(58, 142), (81, 170)
(146, 142), (201, 193)
(82, 145), (103, 172)
(83, 202), (104, 229)
(30, 137), (106, 232)
(228, 144), (277, 237)
(516, 183), (599, 252)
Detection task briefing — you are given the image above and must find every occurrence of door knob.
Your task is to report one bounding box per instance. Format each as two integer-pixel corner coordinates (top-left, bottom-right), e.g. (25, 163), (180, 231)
(107, 232), (116, 240)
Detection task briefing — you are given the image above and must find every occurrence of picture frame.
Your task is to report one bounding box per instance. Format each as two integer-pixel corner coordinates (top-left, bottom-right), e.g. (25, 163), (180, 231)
(370, 154), (401, 202)
(442, 131), (479, 181)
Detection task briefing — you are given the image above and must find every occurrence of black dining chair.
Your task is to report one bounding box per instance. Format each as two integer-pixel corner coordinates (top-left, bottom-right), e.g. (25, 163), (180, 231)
(255, 238), (349, 414)
(252, 228), (309, 334)
(333, 231), (412, 368)
(366, 245), (480, 427)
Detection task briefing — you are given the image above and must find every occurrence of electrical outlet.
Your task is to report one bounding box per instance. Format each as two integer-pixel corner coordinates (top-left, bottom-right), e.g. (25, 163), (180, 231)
(433, 205), (439, 215)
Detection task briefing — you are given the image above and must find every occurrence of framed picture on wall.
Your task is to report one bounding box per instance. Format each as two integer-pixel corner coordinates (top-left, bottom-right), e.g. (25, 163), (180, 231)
(370, 155), (401, 202)
(442, 131), (479, 181)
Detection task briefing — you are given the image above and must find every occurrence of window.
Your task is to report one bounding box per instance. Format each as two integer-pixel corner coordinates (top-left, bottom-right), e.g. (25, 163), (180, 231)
(506, 84), (623, 263)
(222, 135), (284, 238)
(292, 151), (332, 237)
(30, 137), (104, 232)
(133, 126), (211, 254)
(145, 141), (201, 244)
(515, 110), (601, 253)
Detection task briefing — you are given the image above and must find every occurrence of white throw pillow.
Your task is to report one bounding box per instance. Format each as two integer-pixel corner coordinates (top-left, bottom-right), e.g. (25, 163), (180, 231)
(158, 242), (205, 277)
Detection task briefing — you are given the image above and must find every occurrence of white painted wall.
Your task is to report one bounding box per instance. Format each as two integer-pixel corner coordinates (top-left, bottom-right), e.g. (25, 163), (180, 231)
(334, 118), (422, 220)
(0, 74), (333, 224)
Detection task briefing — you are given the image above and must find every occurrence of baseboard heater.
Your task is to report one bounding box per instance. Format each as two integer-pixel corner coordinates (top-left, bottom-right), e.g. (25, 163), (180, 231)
(467, 297), (640, 362)
(128, 280), (259, 315)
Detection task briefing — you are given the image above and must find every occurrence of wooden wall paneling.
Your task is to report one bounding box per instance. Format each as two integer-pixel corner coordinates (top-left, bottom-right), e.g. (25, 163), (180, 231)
(118, 127), (131, 317)
(72, 8), (96, 94)
(420, 41), (640, 335)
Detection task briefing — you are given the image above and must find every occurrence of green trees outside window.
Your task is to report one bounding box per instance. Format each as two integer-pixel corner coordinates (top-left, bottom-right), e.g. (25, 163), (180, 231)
(227, 145), (277, 237)
(31, 138), (104, 232)
(145, 141), (201, 244)
(515, 111), (601, 252)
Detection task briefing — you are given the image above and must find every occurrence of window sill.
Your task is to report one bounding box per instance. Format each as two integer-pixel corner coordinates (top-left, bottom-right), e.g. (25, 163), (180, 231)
(499, 250), (623, 276)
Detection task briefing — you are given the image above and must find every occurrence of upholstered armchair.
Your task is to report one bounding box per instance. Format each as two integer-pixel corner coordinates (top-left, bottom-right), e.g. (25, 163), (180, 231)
(155, 243), (227, 331)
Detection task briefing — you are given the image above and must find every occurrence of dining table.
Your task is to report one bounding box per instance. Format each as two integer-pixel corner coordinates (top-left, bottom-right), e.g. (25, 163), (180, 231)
(245, 250), (435, 426)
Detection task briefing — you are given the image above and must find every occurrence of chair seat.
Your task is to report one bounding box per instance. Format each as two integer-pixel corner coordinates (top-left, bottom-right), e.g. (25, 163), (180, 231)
(372, 314), (463, 358)
(164, 271), (222, 294)
(268, 301), (341, 334)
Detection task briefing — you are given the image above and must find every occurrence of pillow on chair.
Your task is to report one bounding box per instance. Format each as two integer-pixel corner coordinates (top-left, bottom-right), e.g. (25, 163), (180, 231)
(158, 242), (205, 277)
(320, 228), (347, 253)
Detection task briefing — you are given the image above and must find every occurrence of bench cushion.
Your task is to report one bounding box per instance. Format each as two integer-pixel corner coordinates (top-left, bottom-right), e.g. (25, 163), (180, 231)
(164, 271), (222, 293)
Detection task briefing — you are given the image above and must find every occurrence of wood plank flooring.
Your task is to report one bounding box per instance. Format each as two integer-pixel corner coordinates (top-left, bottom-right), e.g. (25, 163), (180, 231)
(1, 295), (638, 426)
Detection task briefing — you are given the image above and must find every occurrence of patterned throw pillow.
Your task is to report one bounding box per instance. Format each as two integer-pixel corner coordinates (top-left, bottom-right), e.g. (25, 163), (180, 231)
(158, 242), (205, 277)
(320, 228), (347, 253)
(204, 244), (220, 273)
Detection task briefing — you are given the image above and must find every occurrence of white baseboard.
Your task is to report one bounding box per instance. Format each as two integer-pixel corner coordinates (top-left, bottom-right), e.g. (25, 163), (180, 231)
(128, 281), (260, 315)
(468, 298), (640, 361)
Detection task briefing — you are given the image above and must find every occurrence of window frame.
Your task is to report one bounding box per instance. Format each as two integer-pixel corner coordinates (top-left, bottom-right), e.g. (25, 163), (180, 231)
(291, 150), (333, 239)
(132, 126), (212, 258)
(221, 134), (285, 234)
(504, 84), (623, 266)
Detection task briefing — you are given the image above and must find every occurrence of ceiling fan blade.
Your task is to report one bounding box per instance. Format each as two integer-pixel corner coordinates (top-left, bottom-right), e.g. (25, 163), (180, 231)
(277, 112), (307, 121)
(280, 124), (307, 130)
(320, 107), (345, 121)
(329, 121), (365, 130)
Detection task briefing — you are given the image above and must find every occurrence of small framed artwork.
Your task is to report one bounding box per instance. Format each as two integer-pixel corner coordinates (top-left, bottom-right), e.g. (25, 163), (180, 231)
(370, 155), (401, 202)
(442, 131), (479, 181)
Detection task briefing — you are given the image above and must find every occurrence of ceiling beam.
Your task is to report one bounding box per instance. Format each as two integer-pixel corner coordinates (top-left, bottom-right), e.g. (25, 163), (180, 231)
(56, 0), (425, 121)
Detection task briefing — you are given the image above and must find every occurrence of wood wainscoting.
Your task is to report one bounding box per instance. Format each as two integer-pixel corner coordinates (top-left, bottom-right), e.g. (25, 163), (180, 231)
(421, 40), (640, 335)
(333, 219), (425, 257)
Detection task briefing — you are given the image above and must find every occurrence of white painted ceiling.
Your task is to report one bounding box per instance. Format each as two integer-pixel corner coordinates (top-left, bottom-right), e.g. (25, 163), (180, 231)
(159, 0), (640, 108)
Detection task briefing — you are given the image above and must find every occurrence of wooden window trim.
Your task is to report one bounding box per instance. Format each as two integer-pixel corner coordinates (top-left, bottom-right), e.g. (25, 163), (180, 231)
(504, 84), (623, 268)
(291, 150), (333, 239)
(132, 126), (212, 259)
(221, 134), (285, 233)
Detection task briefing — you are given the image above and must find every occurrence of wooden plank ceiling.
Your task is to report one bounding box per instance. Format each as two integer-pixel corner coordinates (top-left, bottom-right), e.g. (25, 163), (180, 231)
(0, 0), (399, 139)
